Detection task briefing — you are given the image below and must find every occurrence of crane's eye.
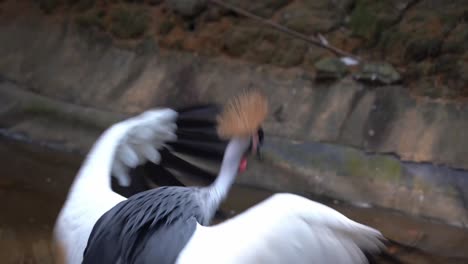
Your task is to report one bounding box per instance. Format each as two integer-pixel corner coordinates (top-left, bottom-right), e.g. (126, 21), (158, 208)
(257, 128), (264, 146)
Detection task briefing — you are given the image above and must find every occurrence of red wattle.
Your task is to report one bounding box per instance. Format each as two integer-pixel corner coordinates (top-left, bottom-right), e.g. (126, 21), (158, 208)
(239, 158), (248, 173)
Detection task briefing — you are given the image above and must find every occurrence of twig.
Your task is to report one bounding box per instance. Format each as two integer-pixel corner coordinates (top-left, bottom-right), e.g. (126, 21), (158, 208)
(208, 0), (360, 61)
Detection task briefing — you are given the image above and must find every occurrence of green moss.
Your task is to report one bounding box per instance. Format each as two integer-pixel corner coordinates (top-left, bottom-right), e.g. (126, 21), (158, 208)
(110, 5), (149, 39)
(369, 156), (402, 182)
(314, 57), (348, 79)
(345, 153), (369, 178)
(345, 150), (402, 183)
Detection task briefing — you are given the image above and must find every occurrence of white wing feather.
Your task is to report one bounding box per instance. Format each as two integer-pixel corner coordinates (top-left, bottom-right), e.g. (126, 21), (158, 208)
(178, 193), (385, 264)
(111, 109), (178, 186)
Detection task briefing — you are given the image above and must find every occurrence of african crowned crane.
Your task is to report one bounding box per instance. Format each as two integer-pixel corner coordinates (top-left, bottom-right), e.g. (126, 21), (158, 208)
(52, 102), (233, 264)
(82, 91), (386, 264)
(81, 91), (267, 263)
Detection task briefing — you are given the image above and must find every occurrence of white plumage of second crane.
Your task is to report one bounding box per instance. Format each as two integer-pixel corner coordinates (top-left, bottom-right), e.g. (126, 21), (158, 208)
(178, 192), (384, 264)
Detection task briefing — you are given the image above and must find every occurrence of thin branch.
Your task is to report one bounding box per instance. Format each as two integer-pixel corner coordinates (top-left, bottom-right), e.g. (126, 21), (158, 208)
(208, 0), (360, 61)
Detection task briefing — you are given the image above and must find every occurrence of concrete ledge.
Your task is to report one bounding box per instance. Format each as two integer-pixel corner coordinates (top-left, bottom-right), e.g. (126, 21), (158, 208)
(2, 81), (467, 227)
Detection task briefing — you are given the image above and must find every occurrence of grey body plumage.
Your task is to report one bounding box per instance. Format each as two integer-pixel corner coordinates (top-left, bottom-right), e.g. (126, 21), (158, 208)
(83, 186), (216, 264)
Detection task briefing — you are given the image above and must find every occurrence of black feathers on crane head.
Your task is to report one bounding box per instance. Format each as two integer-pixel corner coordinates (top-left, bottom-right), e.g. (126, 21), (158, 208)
(216, 90), (268, 139)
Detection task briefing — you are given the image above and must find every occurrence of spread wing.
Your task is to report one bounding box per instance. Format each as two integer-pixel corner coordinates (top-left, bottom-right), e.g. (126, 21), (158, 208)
(110, 108), (179, 187)
(110, 105), (229, 197)
(179, 193), (385, 264)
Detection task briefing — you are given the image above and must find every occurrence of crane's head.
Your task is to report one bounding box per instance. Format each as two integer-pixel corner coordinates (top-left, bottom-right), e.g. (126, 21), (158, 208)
(216, 90), (268, 173)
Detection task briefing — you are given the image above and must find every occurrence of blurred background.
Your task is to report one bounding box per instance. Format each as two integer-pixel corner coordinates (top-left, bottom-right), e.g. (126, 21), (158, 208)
(0, 0), (467, 263)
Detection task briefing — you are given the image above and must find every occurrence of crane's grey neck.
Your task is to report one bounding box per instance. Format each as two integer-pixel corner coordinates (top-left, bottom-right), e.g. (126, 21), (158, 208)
(204, 136), (250, 217)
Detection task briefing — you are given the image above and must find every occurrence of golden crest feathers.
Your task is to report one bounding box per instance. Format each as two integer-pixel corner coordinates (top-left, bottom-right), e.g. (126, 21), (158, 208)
(217, 90), (268, 139)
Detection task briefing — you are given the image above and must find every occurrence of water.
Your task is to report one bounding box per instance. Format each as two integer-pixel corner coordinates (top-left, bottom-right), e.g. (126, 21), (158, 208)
(1, 136), (468, 263)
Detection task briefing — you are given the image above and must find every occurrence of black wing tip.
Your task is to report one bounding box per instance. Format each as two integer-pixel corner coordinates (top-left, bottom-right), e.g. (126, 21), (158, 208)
(111, 103), (226, 194)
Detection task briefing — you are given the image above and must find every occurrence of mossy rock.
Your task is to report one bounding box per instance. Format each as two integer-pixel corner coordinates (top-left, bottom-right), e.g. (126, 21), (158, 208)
(345, 150), (402, 183)
(369, 156), (402, 182)
(354, 62), (401, 85)
(314, 57), (348, 80)
(110, 5), (149, 39)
